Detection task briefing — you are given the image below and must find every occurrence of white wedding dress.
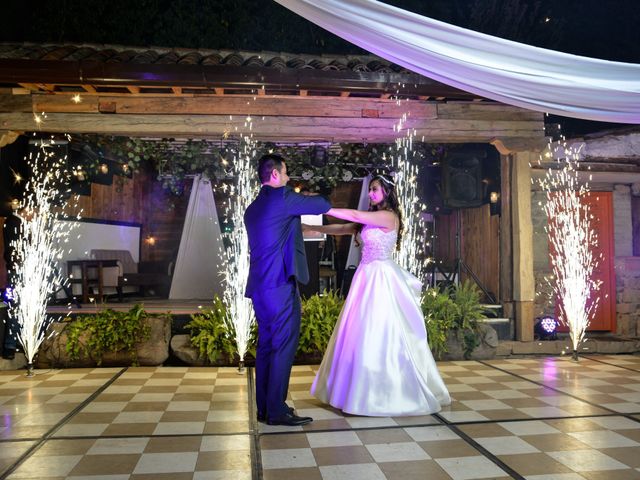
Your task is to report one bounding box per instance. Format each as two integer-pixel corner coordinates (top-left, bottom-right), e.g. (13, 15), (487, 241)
(311, 225), (451, 416)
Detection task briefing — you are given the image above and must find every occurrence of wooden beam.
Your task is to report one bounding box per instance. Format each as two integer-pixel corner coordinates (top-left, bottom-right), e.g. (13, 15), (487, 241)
(0, 112), (547, 144)
(171, 87), (182, 95)
(82, 85), (97, 93)
(214, 88), (224, 95)
(5, 94), (440, 119)
(127, 86), (141, 94)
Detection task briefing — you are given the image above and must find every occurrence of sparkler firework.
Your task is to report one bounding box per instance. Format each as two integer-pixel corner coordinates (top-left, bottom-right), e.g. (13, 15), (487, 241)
(537, 141), (602, 360)
(7, 138), (79, 375)
(391, 111), (429, 281)
(221, 130), (259, 368)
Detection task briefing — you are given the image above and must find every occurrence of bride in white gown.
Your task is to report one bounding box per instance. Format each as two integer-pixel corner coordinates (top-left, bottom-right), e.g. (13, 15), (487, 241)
(304, 174), (451, 417)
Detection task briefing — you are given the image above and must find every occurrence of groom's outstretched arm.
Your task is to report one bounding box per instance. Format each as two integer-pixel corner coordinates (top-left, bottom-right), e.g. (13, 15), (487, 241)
(284, 188), (331, 216)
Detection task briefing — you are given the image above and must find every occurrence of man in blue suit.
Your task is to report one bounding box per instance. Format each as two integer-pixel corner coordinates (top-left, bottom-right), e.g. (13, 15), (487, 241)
(245, 154), (331, 426)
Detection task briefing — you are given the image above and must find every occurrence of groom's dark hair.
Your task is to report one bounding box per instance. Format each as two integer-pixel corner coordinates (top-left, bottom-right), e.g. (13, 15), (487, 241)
(257, 154), (285, 184)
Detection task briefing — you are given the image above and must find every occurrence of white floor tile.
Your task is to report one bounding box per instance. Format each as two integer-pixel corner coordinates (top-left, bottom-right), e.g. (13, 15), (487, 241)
(113, 411), (163, 424)
(498, 420), (561, 436)
(319, 463), (386, 480)
(568, 430), (640, 448)
(133, 452), (198, 474)
(306, 431), (362, 448)
(365, 441), (430, 462)
(460, 399), (512, 411)
(153, 421), (205, 435)
(438, 411), (489, 423)
(435, 455), (507, 480)
(262, 448), (316, 469)
(475, 436), (539, 455)
(405, 425), (459, 442)
(547, 449), (630, 472)
(88, 437), (149, 455)
(200, 434), (250, 452)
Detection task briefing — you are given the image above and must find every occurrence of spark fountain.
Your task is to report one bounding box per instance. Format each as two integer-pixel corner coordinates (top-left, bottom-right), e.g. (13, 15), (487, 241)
(536, 140), (602, 361)
(7, 137), (79, 376)
(221, 126), (259, 373)
(390, 108), (429, 281)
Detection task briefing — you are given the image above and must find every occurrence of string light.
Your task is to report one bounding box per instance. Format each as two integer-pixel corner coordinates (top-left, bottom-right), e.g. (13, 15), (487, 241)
(536, 139), (602, 360)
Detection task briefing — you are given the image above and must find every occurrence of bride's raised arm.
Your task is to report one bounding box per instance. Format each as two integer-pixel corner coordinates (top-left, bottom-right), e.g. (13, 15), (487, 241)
(326, 208), (396, 229)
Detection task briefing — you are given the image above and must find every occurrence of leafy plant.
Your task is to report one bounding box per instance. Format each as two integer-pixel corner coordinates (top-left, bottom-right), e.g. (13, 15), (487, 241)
(185, 295), (256, 363)
(422, 287), (458, 359)
(422, 281), (488, 359)
(298, 290), (345, 355)
(65, 304), (152, 366)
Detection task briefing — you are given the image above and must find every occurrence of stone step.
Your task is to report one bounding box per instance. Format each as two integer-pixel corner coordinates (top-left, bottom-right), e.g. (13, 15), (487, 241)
(478, 317), (512, 340)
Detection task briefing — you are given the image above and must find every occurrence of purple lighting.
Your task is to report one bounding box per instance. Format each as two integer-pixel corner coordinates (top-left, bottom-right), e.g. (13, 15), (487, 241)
(534, 315), (558, 340)
(541, 317), (557, 334)
(1, 287), (15, 304)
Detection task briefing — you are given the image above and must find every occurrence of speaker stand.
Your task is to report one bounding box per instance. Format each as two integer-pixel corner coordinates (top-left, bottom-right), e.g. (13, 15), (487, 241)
(436, 210), (496, 304)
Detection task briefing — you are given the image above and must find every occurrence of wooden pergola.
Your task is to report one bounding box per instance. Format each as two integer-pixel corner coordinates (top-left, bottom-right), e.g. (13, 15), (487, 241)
(0, 42), (547, 340)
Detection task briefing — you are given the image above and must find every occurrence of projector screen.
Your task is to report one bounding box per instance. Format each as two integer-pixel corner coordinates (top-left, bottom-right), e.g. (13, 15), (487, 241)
(54, 218), (141, 275)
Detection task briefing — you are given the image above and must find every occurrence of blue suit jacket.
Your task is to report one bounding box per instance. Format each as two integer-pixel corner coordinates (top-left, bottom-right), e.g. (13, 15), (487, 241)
(244, 186), (331, 298)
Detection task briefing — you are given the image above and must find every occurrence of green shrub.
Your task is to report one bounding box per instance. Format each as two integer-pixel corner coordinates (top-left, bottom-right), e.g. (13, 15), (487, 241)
(185, 296), (243, 363)
(298, 290), (344, 355)
(422, 286), (457, 360)
(66, 304), (152, 366)
(422, 281), (488, 360)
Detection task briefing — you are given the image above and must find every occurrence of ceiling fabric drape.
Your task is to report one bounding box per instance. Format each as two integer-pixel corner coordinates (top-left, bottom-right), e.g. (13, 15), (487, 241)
(276, 0), (640, 123)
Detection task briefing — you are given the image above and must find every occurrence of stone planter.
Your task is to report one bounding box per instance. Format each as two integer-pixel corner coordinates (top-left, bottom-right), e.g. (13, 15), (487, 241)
(441, 324), (498, 360)
(36, 316), (171, 368)
(170, 334), (251, 367)
(171, 333), (321, 366)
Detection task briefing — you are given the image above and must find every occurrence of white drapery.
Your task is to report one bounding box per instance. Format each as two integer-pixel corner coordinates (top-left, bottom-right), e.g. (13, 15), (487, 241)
(276, 0), (640, 123)
(169, 175), (225, 299)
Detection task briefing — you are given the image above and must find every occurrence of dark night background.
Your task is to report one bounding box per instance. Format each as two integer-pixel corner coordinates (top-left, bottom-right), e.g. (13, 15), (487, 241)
(1, 0), (639, 134)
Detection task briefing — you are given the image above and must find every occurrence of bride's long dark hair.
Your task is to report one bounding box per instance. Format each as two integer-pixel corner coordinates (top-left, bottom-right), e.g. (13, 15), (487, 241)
(356, 174), (404, 250)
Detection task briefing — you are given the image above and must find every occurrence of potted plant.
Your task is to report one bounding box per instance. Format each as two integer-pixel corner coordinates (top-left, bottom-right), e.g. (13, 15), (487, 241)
(297, 290), (345, 363)
(423, 281), (496, 360)
(37, 304), (171, 367)
(181, 296), (256, 366)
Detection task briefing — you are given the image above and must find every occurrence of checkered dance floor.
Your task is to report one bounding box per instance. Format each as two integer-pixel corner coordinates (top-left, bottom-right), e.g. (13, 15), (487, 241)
(1, 355), (640, 479)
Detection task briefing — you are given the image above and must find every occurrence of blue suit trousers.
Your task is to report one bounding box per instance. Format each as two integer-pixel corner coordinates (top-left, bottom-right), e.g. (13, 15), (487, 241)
(251, 280), (301, 420)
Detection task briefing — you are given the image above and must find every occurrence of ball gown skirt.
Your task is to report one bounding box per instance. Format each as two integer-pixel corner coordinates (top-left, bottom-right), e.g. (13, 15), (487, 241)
(311, 230), (451, 416)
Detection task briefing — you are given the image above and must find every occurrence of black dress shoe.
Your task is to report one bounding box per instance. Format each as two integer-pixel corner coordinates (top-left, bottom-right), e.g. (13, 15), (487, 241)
(257, 406), (293, 423)
(267, 412), (313, 426)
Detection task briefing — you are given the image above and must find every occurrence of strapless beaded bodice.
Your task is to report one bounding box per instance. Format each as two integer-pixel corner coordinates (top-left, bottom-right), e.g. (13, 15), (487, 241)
(360, 225), (397, 264)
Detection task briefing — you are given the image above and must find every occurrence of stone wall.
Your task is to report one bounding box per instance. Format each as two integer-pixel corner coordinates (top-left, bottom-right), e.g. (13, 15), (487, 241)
(615, 257), (640, 336)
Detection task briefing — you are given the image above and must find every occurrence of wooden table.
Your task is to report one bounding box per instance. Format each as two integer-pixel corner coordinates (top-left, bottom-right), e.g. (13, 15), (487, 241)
(67, 259), (119, 303)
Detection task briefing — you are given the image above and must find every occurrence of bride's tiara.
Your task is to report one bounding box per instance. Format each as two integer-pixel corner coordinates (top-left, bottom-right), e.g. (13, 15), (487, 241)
(373, 174), (396, 188)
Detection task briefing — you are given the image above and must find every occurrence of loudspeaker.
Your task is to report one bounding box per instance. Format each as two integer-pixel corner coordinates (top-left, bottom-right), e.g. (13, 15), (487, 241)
(442, 144), (496, 209)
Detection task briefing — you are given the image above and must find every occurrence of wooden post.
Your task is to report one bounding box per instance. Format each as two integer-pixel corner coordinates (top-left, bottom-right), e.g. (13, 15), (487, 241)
(510, 151), (536, 341)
